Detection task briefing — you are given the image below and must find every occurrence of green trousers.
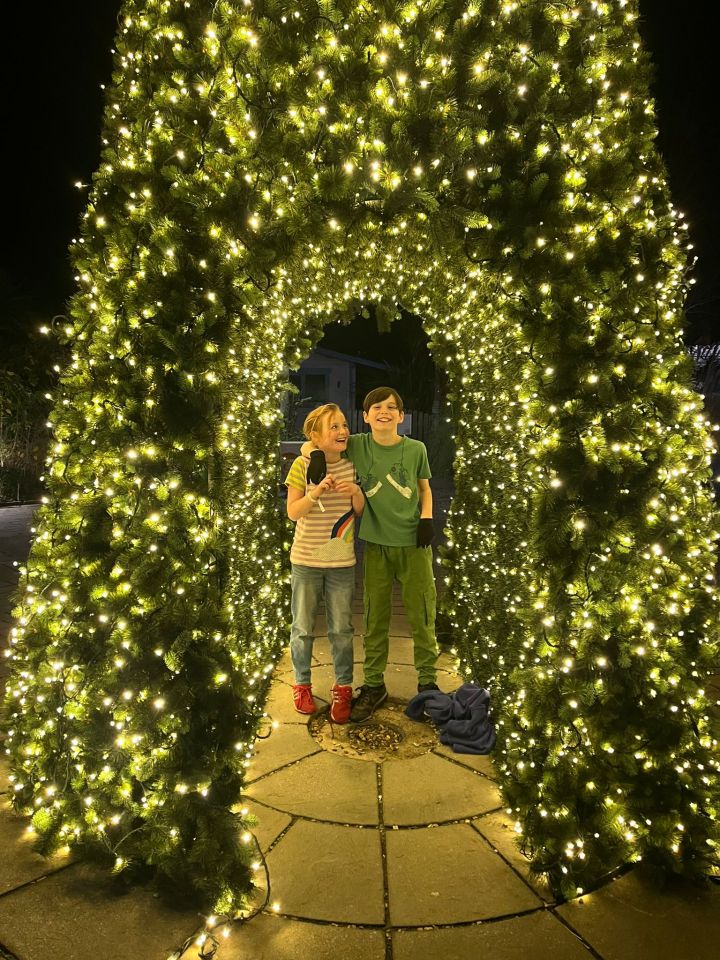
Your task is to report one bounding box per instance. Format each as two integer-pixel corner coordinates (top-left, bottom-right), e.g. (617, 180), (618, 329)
(362, 543), (438, 687)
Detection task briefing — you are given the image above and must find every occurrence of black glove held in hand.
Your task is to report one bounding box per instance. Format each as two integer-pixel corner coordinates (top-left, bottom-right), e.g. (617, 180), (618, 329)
(416, 518), (435, 547)
(307, 450), (327, 485)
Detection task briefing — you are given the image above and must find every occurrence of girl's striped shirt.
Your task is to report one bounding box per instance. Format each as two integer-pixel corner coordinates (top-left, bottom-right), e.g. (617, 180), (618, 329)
(285, 456), (357, 568)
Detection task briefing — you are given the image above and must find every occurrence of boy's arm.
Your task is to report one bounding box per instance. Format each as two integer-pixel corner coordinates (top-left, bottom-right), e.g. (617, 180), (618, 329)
(416, 479), (434, 547)
(417, 479), (433, 519)
(298, 434), (361, 459)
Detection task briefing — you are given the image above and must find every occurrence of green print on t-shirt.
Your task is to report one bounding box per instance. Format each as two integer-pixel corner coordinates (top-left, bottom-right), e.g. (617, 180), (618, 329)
(346, 434), (432, 547)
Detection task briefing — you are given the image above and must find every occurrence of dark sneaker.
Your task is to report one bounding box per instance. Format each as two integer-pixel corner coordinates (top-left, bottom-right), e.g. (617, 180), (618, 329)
(350, 684), (388, 723)
(417, 683), (440, 693)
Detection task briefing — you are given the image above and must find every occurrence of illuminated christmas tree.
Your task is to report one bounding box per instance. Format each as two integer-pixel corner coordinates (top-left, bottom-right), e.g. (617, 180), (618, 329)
(2, 0), (718, 908)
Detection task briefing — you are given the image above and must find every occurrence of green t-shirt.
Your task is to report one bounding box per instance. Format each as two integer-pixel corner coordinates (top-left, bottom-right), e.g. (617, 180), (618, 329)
(346, 434), (431, 547)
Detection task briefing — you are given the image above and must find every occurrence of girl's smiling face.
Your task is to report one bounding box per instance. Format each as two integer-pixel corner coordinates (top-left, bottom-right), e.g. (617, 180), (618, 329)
(312, 411), (349, 461)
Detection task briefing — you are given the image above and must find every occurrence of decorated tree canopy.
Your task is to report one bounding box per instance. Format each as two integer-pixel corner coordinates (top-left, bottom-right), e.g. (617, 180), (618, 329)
(2, 0), (718, 910)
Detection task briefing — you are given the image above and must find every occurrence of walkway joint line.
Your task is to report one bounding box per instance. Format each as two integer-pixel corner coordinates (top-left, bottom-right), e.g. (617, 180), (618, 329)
(243, 747), (325, 787)
(429, 746), (500, 784)
(250, 902), (557, 931)
(469, 819), (554, 906)
(548, 907), (609, 960)
(0, 860), (79, 904)
(376, 762), (393, 960)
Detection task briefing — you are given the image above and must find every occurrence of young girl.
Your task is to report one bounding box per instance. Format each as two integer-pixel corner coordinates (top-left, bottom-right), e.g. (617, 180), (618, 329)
(285, 404), (365, 722)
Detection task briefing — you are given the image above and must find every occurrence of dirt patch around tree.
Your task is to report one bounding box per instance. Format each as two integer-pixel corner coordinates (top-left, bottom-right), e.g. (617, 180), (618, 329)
(308, 698), (439, 762)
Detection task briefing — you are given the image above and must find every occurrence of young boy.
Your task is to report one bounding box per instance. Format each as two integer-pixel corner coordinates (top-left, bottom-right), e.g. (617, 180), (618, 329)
(302, 386), (439, 722)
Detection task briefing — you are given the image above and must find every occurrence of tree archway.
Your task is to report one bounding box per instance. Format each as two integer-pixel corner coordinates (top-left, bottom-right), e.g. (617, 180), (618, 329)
(3, 0), (718, 910)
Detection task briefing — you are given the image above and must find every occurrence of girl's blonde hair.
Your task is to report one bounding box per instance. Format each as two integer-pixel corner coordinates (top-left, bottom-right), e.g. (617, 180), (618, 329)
(302, 403), (342, 440)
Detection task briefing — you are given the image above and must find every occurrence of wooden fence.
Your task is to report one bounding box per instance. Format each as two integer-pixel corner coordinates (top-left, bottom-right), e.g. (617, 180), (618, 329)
(690, 344), (720, 424)
(691, 344), (720, 396)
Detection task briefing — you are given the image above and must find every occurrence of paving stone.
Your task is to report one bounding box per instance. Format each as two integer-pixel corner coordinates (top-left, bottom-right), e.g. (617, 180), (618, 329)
(313, 616), (329, 638)
(260, 677), (312, 726)
(273, 648), (293, 673)
(436, 671), (465, 691)
(472, 810), (553, 901)
(384, 663), (461, 704)
(392, 910), (591, 960)
(557, 870), (720, 960)
(235, 799), (292, 854)
(246, 751), (379, 824)
(387, 615), (412, 636)
(266, 820), (384, 924)
(386, 822), (541, 925)
(384, 663), (423, 701)
(382, 752), (500, 825)
(435, 650), (461, 672)
(0, 862), (197, 960)
(273, 656), (295, 678)
(211, 911), (386, 960)
(0, 800), (70, 895)
(384, 636), (416, 665)
(432, 743), (498, 780)
(245, 724), (321, 783)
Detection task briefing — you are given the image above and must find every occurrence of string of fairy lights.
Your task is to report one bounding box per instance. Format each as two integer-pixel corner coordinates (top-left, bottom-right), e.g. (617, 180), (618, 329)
(1, 0), (718, 940)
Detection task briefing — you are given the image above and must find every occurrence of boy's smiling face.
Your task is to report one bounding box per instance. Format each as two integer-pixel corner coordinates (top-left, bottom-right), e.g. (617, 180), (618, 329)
(363, 397), (405, 435)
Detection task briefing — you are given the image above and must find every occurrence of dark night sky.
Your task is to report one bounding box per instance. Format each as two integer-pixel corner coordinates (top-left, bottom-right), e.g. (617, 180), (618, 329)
(1, 1), (718, 350)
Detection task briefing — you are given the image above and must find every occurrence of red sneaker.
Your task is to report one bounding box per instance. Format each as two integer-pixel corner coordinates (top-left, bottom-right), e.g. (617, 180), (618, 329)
(293, 684), (316, 715)
(330, 684), (353, 724)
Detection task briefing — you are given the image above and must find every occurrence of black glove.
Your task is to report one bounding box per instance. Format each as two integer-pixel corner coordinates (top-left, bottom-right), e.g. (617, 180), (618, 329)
(416, 518), (435, 547)
(306, 450), (327, 485)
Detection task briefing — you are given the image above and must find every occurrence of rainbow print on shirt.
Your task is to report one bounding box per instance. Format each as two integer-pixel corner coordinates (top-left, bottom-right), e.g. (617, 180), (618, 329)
(332, 509), (355, 544)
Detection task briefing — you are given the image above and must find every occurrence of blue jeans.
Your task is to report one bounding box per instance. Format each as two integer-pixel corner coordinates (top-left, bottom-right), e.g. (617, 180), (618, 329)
(290, 564), (355, 686)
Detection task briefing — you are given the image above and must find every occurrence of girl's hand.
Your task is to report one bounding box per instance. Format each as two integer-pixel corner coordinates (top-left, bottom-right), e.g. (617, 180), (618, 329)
(334, 480), (360, 497)
(312, 475), (335, 498)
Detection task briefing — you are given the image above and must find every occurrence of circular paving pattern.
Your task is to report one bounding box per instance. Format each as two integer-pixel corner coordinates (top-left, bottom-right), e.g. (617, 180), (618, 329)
(308, 698), (439, 761)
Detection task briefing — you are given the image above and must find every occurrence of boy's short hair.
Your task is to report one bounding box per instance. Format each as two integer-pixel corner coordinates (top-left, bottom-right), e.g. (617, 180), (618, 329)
(302, 403), (341, 439)
(362, 387), (404, 414)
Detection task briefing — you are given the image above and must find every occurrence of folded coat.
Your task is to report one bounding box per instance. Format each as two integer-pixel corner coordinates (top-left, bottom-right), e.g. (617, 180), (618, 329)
(404, 683), (496, 755)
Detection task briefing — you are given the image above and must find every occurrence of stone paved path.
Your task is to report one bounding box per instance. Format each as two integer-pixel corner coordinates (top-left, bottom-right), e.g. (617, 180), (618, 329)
(0, 506), (719, 960)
